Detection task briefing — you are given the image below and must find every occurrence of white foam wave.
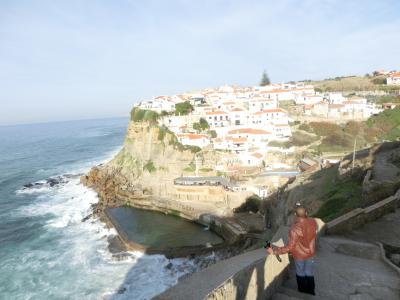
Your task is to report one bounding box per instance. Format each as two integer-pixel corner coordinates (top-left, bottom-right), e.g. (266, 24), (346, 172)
(15, 171), (195, 299)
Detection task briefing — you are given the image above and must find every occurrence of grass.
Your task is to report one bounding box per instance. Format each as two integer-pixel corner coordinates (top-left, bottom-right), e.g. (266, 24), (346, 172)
(310, 75), (384, 92)
(311, 166), (363, 222)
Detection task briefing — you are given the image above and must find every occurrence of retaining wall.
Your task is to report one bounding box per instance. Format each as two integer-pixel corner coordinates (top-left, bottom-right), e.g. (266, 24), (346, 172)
(326, 189), (400, 235)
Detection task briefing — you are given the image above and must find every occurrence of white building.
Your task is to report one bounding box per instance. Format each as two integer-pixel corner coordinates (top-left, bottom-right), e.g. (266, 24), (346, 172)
(248, 97), (278, 113)
(387, 72), (400, 85)
(238, 152), (264, 167)
(228, 108), (248, 126)
(176, 133), (210, 148)
(205, 111), (230, 128)
(326, 92), (346, 104)
(295, 94), (324, 105)
(272, 124), (292, 139)
(250, 108), (289, 126)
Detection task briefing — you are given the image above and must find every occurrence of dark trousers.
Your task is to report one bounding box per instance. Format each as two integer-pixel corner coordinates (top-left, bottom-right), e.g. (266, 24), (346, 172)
(294, 257), (315, 295)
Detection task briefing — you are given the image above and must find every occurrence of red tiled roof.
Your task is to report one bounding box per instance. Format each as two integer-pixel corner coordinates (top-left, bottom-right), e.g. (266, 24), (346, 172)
(206, 111), (227, 115)
(228, 128), (271, 135)
(232, 137), (247, 143)
(251, 152), (263, 158)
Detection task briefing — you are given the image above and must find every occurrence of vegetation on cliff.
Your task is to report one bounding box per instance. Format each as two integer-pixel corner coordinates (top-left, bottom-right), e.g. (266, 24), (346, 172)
(311, 166), (363, 221)
(130, 107), (159, 123)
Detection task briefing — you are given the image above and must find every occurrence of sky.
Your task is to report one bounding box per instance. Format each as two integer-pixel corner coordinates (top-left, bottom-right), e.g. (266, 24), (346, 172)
(0, 0), (399, 126)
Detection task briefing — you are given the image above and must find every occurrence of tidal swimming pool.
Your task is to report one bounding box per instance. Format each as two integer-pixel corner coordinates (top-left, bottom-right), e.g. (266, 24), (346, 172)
(106, 206), (224, 248)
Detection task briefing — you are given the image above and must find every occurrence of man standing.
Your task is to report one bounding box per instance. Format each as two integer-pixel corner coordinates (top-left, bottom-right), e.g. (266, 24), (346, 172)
(267, 204), (318, 295)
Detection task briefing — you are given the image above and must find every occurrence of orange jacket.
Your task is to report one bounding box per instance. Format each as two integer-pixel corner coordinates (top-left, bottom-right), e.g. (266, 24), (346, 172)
(274, 217), (317, 260)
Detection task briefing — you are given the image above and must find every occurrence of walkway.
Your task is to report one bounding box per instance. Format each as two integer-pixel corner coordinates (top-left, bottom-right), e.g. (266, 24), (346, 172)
(273, 211), (400, 299)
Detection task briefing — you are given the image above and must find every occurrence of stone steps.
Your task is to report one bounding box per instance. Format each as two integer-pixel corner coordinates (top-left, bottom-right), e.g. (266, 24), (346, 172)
(271, 292), (303, 300)
(273, 286), (320, 299)
(272, 235), (400, 300)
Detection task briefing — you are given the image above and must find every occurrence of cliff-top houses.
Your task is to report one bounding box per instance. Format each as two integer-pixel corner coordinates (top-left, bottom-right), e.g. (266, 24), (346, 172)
(134, 79), (392, 169)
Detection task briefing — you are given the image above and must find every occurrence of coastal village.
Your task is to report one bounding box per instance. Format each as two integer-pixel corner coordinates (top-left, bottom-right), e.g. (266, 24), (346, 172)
(131, 70), (399, 200)
(83, 70), (400, 299)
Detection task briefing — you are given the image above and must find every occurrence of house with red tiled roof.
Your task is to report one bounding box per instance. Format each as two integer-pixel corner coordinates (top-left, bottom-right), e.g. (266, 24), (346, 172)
(250, 108), (288, 125)
(387, 72), (400, 86)
(176, 133), (210, 148)
(238, 151), (264, 167)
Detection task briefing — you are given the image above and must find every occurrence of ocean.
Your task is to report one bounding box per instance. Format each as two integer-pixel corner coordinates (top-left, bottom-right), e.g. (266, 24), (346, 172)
(0, 118), (199, 300)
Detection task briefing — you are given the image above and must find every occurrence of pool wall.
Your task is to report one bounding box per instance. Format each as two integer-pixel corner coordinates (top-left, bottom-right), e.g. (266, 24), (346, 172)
(104, 206), (246, 258)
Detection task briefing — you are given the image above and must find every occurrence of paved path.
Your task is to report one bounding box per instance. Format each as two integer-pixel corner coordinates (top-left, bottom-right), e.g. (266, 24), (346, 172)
(372, 149), (400, 183)
(272, 235), (400, 299)
(344, 209), (400, 248)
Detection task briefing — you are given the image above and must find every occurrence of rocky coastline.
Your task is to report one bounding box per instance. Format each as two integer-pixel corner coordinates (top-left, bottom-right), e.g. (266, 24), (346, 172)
(80, 162), (255, 258)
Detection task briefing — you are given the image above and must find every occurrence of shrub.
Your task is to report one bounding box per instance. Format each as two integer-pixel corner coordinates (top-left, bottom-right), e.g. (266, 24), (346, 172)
(290, 132), (319, 146)
(234, 195), (262, 213)
(371, 77), (386, 85)
(298, 123), (312, 132)
(158, 126), (167, 141)
(209, 130), (217, 138)
(322, 132), (353, 148)
(193, 118), (210, 132)
(143, 160), (156, 173)
(343, 121), (361, 137)
(309, 122), (341, 136)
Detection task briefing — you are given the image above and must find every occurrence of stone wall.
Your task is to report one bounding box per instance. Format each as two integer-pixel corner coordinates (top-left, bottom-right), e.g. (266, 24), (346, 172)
(154, 226), (290, 300)
(326, 189), (400, 235)
(171, 185), (251, 209)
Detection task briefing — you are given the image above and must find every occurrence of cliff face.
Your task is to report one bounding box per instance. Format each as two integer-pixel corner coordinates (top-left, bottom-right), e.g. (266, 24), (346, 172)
(82, 121), (224, 214)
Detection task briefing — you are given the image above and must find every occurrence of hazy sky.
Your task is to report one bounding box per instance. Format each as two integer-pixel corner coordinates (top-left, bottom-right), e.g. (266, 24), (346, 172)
(1, 0), (399, 125)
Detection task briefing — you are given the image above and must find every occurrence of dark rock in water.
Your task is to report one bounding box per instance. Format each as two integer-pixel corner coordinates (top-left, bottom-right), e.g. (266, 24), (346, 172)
(108, 235), (128, 253)
(165, 262), (173, 270)
(81, 214), (92, 222)
(23, 183), (34, 188)
(112, 252), (132, 261)
(47, 178), (59, 187)
(117, 287), (126, 294)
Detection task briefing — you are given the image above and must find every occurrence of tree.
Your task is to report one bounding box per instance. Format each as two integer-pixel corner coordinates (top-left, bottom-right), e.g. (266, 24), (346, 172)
(260, 70), (271, 86)
(193, 118), (210, 132)
(175, 101), (194, 116)
(199, 118), (209, 130)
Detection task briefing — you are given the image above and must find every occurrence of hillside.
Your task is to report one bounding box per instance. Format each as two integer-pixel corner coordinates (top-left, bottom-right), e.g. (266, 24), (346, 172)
(264, 141), (400, 226)
(308, 75), (400, 92)
(273, 108), (400, 155)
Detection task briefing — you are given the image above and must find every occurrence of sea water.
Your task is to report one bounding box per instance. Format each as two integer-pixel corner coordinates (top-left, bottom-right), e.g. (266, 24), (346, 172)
(0, 118), (201, 300)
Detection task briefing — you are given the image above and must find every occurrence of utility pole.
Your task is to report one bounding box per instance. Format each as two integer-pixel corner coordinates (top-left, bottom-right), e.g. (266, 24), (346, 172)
(352, 138), (357, 172)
